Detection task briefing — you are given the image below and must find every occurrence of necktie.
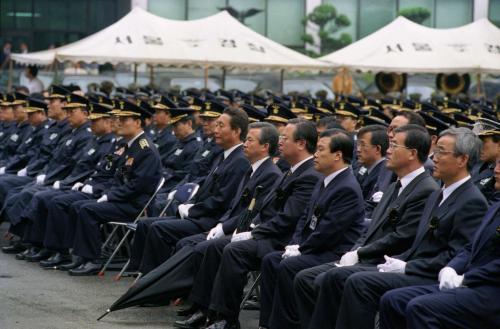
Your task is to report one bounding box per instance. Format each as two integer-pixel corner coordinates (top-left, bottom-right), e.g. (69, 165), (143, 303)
(388, 180), (402, 205)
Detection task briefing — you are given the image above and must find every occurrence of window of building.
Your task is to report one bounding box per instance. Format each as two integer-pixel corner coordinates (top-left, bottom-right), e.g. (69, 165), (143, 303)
(435, 0), (472, 28)
(399, 0), (434, 26)
(187, 0), (224, 20)
(489, 0), (500, 27)
(267, 0), (305, 47)
(322, 0), (358, 45)
(149, 0), (186, 20)
(359, 0), (397, 38)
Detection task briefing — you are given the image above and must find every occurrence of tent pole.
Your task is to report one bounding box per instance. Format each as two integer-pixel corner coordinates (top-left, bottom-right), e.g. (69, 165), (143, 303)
(7, 59), (13, 92)
(149, 65), (154, 86)
(279, 69), (284, 93)
(133, 63), (138, 84)
(204, 65), (208, 89)
(221, 68), (226, 90)
(476, 73), (481, 98)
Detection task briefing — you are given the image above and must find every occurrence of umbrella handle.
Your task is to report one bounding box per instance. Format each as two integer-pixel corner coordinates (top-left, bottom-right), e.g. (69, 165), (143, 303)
(97, 309), (110, 321)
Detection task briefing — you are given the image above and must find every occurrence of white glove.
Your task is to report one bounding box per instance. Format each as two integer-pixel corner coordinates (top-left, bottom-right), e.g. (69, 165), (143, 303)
(97, 194), (108, 203)
(377, 255), (406, 273)
(371, 191), (384, 203)
(439, 267), (464, 290)
(168, 190), (177, 200)
(53, 181), (61, 189)
(231, 231), (252, 243)
(178, 204), (194, 219)
(282, 244), (301, 259)
(17, 167), (27, 177)
(207, 223), (224, 240)
(71, 182), (84, 191)
(36, 174), (46, 185)
(81, 184), (93, 194)
(0, 167), (5, 175)
(339, 249), (359, 266)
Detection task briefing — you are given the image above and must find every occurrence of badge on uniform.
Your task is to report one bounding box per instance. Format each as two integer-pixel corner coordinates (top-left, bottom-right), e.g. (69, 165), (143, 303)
(480, 177), (492, 186)
(10, 134), (18, 142)
(87, 148), (96, 156)
(309, 206), (321, 230)
(126, 157), (134, 166)
(65, 139), (73, 146)
(50, 133), (58, 140)
(25, 137), (32, 144)
(114, 147), (125, 156)
(358, 167), (368, 176)
(0, 132), (4, 137)
(174, 149), (183, 156)
(202, 150), (210, 157)
(139, 138), (149, 149)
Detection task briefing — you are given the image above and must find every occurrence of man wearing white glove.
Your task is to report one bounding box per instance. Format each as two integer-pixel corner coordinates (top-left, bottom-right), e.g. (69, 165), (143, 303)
(207, 223), (224, 240)
(0, 167), (5, 175)
(178, 203), (194, 219)
(35, 174), (46, 185)
(438, 266), (463, 290)
(71, 182), (84, 191)
(294, 124), (441, 329)
(17, 167), (27, 176)
(81, 184), (93, 195)
(52, 181), (61, 189)
(281, 244), (300, 258)
(328, 127), (489, 329)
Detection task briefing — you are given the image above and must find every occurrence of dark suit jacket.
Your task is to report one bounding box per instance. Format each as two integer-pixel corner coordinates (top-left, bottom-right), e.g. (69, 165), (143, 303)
(221, 157), (282, 233)
(187, 145), (250, 230)
(251, 158), (321, 250)
(356, 171), (440, 264)
(292, 168), (365, 256)
(448, 201), (500, 287)
(399, 179), (488, 279)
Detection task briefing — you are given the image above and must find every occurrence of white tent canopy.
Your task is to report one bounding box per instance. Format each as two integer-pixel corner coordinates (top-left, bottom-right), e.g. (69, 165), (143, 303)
(11, 7), (329, 71)
(319, 16), (500, 74)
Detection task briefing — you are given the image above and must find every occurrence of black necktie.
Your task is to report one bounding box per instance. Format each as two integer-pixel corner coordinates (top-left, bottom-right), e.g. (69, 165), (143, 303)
(388, 180), (402, 205)
(431, 189), (444, 216)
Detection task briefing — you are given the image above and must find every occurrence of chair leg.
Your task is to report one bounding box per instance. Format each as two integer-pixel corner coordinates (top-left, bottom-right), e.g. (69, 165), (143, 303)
(240, 273), (261, 310)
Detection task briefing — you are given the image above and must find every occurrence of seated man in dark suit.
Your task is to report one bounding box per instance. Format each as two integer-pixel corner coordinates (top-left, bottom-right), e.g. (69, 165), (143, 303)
(379, 153), (500, 329)
(174, 119), (321, 329)
(253, 129), (366, 329)
(130, 108), (251, 274)
(294, 124), (440, 329)
(472, 129), (498, 203)
(333, 127), (488, 329)
(354, 124), (391, 218)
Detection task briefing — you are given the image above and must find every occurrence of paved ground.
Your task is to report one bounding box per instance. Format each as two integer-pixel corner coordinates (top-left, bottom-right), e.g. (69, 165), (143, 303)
(0, 223), (259, 329)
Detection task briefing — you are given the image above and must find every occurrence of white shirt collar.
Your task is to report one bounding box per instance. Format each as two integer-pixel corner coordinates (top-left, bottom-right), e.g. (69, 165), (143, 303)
(324, 166), (349, 187)
(367, 157), (386, 174)
(250, 156), (270, 177)
(290, 156), (313, 174)
(440, 175), (471, 206)
(399, 166), (425, 195)
(223, 143), (242, 160)
(127, 131), (145, 148)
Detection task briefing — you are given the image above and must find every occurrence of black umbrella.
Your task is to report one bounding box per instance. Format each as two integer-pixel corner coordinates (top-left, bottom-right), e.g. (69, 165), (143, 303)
(236, 185), (263, 233)
(97, 245), (196, 321)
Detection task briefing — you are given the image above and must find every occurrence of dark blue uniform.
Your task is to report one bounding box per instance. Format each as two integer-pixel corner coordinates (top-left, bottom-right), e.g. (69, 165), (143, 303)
(379, 201), (500, 329)
(152, 125), (177, 164)
(472, 161), (496, 203)
(71, 132), (162, 261)
(0, 120), (32, 163)
(20, 133), (116, 247)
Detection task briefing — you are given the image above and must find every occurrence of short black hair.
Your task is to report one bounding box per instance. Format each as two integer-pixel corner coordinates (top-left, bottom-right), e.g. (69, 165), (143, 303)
(396, 111), (426, 127)
(248, 122), (279, 156)
(316, 116), (336, 128)
(394, 124), (431, 164)
(319, 128), (354, 164)
(177, 114), (196, 127)
(27, 65), (38, 77)
(223, 107), (249, 141)
(289, 118), (317, 154)
(358, 125), (389, 156)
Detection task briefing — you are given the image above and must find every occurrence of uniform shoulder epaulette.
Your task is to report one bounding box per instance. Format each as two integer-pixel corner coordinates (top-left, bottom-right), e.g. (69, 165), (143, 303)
(139, 138), (150, 149)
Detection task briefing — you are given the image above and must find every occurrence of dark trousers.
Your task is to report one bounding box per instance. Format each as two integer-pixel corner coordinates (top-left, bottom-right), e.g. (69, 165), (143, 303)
(209, 239), (262, 321)
(72, 200), (141, 260)
(0, 174), (32, 208)
(258, 251), (338, 329)
(129, 217), (164, 270)
(187, 235), (231, 309)
(23, 188), (63, 245)
(294, 264), (377, 329)
(335, 271), (436, 329)
(139, 217), (204, 274)
(380, 284), (500, 329)
(43, 191), (94, 252)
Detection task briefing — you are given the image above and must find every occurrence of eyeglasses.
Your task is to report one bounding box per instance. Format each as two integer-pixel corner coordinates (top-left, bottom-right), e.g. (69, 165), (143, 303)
(388, 141), (413, 150)
(433, 148), (455, 158)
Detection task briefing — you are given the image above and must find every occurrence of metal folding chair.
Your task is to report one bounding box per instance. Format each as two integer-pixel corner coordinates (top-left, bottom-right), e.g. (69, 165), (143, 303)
(98, 176), (166, 277)
(104, 182), (199, 281)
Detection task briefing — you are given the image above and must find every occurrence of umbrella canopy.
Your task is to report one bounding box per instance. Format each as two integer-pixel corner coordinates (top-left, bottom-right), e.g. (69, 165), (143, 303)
(319, 17), (500, 74)
(11, 7), (329, 71)
(99, 245), (196, 320)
